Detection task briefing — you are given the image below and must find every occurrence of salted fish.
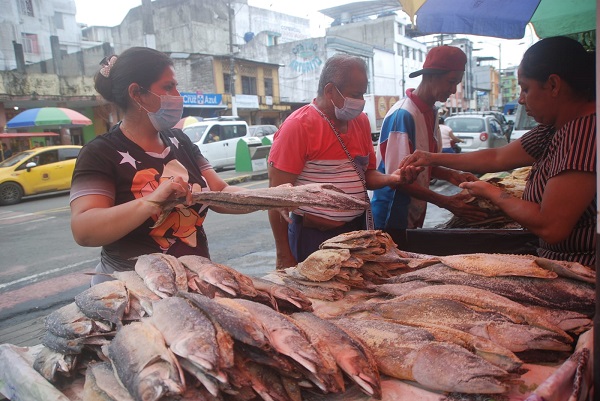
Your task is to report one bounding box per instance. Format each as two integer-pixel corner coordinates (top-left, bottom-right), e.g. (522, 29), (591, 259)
(394, 284), (573, 341)
(83, 362), (134, 401)
(178, 292), (270, 351)
(134, 253), (182, 298)
(439, 253), (558, 279)
(33, 346), (78, 383)
(289, 249), (351, 282)
(45, 302), (110, 339)
(145, 297), (229, 378)
(382, 263), (595, 315)
(334, 318), (509, 394)
(291, 312), (381, 399)
(153, 183), (368, 227)
(251, 276), (313, 312)
(347, 297), (572, 353)
(74, 280), (129, 325)
(534, 257), (596, 284)
(113, 270), (161, 317)
(108, 321), (185, 401)
(179, 255), (257, 298)
(216, 298), (324, 376)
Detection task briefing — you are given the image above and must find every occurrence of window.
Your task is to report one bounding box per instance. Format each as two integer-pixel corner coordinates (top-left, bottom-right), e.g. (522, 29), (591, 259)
(404, 46), (410, 59)
(18, 0), (34, 16)
(59, 148), (80, 161)
(397, 43), (403, 56)
(223, 73), (232, 93)
(241, 76), (257, 95)
(397, 23), (404, 35)
(221, 124), (247, 139)
(54, 12), (64, 29)
(264, 78), (273, 97)
(21, 33), (39, 54)
(267, 34), (278, 46)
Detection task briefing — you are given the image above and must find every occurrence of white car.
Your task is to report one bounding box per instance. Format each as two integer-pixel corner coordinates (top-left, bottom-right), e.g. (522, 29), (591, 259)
(510, 104), (539, 142)
(445, 115), (509, 152)
(183, 119), (261, 170)
(248, 125), (278, 143)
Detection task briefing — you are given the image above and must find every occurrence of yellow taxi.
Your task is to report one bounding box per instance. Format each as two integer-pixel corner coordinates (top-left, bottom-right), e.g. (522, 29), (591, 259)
(0, 145), (82, 205)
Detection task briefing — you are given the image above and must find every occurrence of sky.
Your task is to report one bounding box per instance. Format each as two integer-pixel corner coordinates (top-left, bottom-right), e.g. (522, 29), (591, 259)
(72, 0), (536, 69)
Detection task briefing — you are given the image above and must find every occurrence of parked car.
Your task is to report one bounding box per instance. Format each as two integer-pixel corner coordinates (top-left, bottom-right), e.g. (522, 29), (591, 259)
(182, 118), (261, 170)
(0, 145), (82, 205)
(510, 104), (539, 142)
(450, 111), (513, 141)
(444, 115), (509, 152)
(248, 125), (278, 143)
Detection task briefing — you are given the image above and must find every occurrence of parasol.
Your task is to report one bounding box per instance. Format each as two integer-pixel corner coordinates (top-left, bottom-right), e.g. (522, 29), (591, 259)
(6, 107), (92, 128)
(174, 116), (203, 130)
(399, 0), (596, 39)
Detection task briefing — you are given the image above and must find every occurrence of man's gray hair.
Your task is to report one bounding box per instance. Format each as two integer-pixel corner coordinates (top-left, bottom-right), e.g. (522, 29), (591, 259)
(317, 54), (367, 96)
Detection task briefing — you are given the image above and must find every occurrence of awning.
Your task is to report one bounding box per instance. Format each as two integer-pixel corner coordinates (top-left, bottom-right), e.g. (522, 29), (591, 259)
(0, 132), (60, 138)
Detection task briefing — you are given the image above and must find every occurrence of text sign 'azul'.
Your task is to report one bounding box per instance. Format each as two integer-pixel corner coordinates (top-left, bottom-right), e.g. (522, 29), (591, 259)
(181, 92), (223, 106)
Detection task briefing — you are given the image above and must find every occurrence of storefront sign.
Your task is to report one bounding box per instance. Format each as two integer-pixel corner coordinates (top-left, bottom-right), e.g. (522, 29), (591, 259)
(235, 94), (259, 109)
(181, 92), (223, 107)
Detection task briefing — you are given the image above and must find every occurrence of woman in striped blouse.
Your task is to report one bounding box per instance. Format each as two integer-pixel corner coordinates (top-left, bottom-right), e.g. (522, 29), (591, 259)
(400, 36), (596, 267)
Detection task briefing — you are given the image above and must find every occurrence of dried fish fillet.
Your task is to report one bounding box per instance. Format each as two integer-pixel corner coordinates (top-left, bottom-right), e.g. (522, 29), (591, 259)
(440, 253), (558, 279)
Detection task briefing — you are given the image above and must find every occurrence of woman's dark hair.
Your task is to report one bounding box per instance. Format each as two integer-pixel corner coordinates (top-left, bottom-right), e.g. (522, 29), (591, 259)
(317, 54), (367, 96)
(520, 36), (595, 101)
(94, 47), (174, 111)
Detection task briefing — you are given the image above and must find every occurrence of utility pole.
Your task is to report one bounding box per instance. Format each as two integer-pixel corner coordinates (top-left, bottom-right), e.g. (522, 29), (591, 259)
(227, 1), (237, 117)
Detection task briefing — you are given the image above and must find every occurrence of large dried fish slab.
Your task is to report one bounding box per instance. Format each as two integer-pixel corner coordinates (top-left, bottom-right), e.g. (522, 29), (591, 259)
(290, 249), (351, 282)
(251, 276), (313, 312)
(534, 257), (596, 283)
(108, 321), (185, 401)
(383, 263), (595, 315)
(439, 253), (558, 279)
(154, 183), (367, 227)
(334, 318), (509, 394)
(394, 284), (572, 342)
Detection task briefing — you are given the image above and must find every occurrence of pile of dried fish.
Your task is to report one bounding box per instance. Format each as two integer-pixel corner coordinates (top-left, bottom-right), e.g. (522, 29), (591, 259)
(441, 167), (530, 229)
(153, 183), (368, 227)
(34, 253), (384, 401)
(265, 230), (437, 301)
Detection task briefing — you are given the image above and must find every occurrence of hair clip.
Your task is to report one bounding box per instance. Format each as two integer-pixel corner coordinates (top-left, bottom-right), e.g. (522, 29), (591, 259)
(99, 55), (118, 78)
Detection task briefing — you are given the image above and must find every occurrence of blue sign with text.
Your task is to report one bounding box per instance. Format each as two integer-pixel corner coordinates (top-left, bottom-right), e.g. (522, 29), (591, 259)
(181, 92), (223, 107)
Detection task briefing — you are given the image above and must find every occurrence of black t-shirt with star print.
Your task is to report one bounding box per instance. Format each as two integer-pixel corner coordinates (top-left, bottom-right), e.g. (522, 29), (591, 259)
(70, 124), (213, 271)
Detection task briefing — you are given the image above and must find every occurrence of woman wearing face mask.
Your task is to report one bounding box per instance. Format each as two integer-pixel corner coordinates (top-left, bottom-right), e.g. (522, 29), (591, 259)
(70, 47), (249, 285)
(267, 54), (422, 268)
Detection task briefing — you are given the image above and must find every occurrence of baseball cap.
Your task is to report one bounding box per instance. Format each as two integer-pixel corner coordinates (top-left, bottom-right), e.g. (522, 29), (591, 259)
(409, 45), (467, 78)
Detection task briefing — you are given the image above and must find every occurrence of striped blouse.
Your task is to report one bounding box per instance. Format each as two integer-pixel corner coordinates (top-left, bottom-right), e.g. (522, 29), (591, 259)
(520, 114), (596, 266)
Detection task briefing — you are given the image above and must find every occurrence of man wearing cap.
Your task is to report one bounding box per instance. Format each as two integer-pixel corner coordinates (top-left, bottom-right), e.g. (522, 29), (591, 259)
(371, 45), (487, 248)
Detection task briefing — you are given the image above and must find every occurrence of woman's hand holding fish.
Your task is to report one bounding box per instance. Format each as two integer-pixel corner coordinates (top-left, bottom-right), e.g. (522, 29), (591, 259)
(144, 175), (193, 207)
(443, 191), (490, 222)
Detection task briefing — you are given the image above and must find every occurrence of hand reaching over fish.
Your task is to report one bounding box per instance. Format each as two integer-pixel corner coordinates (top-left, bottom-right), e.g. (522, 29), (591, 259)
(150, 183), (368, 228)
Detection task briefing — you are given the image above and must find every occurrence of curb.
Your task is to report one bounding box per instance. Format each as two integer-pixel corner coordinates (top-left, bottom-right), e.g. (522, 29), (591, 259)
(223, 171), (268, 185)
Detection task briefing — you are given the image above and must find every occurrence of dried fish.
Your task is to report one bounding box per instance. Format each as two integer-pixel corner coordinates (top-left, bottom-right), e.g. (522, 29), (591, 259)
(179, 255), (256, 297)
(440, 253), (558, 279)
(45, 302), (110, 339)
(178, 292), (271, 351)
(291, 312), (381, 399)
(334, 318), (509, 394)
(33, 346), (78, 383)
(83, 362), (134, 401)
(134, 254), (181, 298)
(108, 321), (185, 401)
(250, 276), (313, 312)
(534, 257), (596, 283)
(382, 263), (595, 315)
(153, 183), (368, 227)
(145, 297), (229, 379)
(74, 280), (129, 325)
(113, 270), (161, 317)
(290, 249), (351, 282)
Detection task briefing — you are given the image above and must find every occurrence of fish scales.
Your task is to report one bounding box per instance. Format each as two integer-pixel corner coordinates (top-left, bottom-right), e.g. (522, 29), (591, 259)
(83, 362), (134, 401)
(108, 321), (185, 401)
(45, 302), (95, 339)
(385, 264), (595, 316)
(333, 318), (508, 394)
(113, 271), (161, 317)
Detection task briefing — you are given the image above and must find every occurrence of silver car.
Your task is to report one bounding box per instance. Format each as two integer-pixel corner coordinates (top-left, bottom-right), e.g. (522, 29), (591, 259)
(444, 115), (509, 152)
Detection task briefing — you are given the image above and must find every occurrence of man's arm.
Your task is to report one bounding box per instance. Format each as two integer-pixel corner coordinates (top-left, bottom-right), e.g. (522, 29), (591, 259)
(267, 165), (299, 269)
